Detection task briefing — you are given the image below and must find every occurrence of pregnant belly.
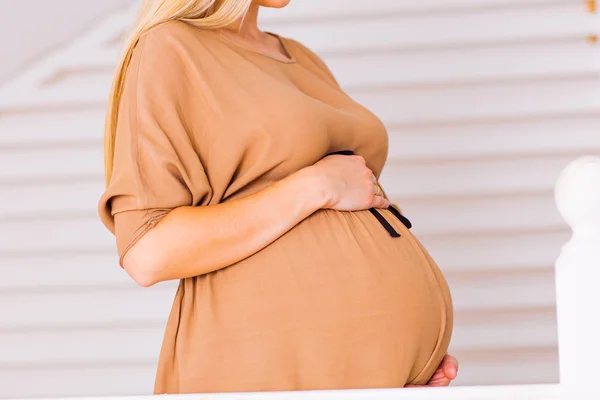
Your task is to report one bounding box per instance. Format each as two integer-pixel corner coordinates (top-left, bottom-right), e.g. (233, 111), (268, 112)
(167, 208), (453, 392)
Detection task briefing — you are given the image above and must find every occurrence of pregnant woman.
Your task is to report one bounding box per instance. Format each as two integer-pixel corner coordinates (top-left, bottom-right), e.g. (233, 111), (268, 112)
(98, 0), (456, 394)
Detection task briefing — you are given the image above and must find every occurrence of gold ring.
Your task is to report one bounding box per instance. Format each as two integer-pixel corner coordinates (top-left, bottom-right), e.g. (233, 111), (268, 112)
(374, 184), (381, 196)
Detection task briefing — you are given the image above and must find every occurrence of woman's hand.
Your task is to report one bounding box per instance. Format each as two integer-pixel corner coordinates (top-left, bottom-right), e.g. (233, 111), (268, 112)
(310, 154), (390, 211)
(406, 355), (459, 388)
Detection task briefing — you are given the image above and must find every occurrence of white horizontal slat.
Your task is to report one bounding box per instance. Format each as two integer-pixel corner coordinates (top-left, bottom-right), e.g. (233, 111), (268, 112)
(260, 0), (585, 21)
(43, 70), (113, 101)
(0, 217), (114, 254)
(328, 40), (600, 89)
(403, 193), (565, 236)
(452, 308), (557, 351)
(50, 47), (121, 71)
(356, 78), (600, 126)
(382, 155), (578, 198)
(388, 115), (600, 162)
(447, 269), (556, 311)
(0, 180), (104, 218)
(0, 265), (554, 329)
(0, 145), (101, 182)
(0, 253), (126, 290)
(423, 229), (569, 272)
(0, 307), (557, 366)
(0, 109), (105, 146)
(266, 5), (596, 54)
(0, 326), (162, 366)
(451, 347), (559, 386)
(0, 363), (156, 398)
(0, 283), (177, 329)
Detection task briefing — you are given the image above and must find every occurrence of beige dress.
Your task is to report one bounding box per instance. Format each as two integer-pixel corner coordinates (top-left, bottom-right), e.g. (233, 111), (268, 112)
(98, 20), (453, 394)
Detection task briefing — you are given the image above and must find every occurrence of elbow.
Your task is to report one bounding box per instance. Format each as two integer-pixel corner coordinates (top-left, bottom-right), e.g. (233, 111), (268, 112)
(122, 241), (167, 288)
(128, 267), (158, 288)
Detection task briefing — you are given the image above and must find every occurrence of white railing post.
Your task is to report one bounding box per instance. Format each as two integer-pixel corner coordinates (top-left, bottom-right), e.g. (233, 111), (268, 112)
(555, 156), (600, 387)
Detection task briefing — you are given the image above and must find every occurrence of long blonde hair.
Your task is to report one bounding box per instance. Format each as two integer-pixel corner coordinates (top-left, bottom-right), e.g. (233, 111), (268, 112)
(103, 0), (252, 186)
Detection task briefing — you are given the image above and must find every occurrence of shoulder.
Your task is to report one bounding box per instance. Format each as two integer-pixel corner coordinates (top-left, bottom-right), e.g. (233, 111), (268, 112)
(128, 20), (214, 81)
(132, 20), (216, 68)
(139, 20), (209, 49)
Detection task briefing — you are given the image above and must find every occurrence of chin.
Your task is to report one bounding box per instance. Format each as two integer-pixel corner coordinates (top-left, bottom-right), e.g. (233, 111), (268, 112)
(254, 0), (291, 8)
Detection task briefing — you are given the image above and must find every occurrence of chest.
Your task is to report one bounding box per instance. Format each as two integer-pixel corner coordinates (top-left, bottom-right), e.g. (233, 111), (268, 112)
(187, 55), (389, 185)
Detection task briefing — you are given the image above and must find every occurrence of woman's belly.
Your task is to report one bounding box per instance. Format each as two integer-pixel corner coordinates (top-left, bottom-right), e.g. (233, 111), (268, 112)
(159, 208), (453, 393)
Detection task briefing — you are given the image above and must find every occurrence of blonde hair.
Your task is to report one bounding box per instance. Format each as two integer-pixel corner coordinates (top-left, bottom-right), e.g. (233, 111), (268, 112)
(103, 0), (252, 186)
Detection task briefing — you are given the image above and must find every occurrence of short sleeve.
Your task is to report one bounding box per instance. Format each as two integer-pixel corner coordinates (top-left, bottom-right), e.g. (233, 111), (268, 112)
(98, 24), (212, 267)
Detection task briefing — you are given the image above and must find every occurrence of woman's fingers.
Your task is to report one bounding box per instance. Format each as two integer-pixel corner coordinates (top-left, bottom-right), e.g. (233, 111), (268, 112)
(370, 178), (389, 208)
(372, 194), (390, 209)
(405, 375), (450, 388)
(440, 355), (459, 380)
(426, 355), (459, 386)
(368, 178), (389, 209)
(405, 355), (459, 388)
(314, 153), (391, 211)
(426, 373), (452, 387)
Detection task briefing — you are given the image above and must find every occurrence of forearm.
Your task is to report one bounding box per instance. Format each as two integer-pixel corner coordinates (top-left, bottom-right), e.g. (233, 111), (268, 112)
(123, 166), (327, 286)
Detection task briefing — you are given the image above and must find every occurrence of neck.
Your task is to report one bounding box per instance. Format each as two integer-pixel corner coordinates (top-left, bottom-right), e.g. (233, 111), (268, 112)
(226, 2), (261, 39)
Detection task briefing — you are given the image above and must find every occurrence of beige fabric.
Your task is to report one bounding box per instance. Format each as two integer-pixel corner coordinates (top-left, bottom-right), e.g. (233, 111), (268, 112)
(98, 20), (453, 394)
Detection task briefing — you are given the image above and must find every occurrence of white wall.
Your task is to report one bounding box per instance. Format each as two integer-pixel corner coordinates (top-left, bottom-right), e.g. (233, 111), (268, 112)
(0, 0), (599, 398)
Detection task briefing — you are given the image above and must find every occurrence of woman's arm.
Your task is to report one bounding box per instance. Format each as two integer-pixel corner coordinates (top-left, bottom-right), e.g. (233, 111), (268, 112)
(123, 155), (389, 287)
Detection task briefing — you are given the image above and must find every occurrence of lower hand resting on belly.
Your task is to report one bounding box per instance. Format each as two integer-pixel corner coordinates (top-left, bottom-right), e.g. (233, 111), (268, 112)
(406, 355), (459, 388)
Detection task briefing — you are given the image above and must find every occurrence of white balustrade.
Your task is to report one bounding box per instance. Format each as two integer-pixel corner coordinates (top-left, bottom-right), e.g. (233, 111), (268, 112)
(555, 156), (600, 388)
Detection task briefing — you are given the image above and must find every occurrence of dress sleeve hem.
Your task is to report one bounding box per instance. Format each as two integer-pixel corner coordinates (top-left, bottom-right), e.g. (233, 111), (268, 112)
(117, 209), (171, 269)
